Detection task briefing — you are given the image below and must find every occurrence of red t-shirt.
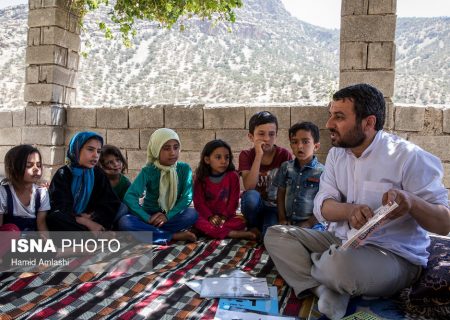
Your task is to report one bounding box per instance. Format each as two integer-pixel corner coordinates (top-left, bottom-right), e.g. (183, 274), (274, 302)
(238, 145), (292, 205)
(193, 171), (240, 219)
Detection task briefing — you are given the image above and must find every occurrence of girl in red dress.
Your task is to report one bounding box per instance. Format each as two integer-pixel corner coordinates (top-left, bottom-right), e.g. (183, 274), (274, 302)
(194, 140), (257, 240)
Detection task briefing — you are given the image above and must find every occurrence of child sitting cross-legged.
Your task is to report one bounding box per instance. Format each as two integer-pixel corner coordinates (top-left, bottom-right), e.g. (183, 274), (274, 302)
(273, 122), (325, 230)
(47, 132), (121, 232)
(193, 140), (257, 240)
(119, 128), (198, 244)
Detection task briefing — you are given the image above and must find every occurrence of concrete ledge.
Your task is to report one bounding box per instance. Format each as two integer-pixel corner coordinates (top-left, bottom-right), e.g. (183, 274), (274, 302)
(28, 7), (69, 29)
(129, 106), (164, 128)
(97, 108), (128, 129)
(340, 71), (394, 97)
(127, 150), (147, 170)
(177, 129), (216, 151)
(39, 145), (65, 165)
(12, 110), (25, 127)
(340, 42), (368, 70)
(0, 128), (21, 145)
(25, 106), (38, 125)
(0, 146), (12, 162)
(38, 105), (66, 126)
(422, 107), (443, 135)
(394, 106), (425, 132)
(39, 65), (78, 88)
(443, 108), (450, 133)
(139, 129), (157, 149)
(341, 0), (369, 16)
(42, 26), (80, 52)
(107, 129), (139, 149)
(443, 163), (450, 188)
(24, 83), (64, 104)
(384, 98), (395, 130)
(179, 151), (200, 172)
(368, 0), (396, 14)
(244, 106), (291, 129)
(22, 126), (64, 145)
(291, 106), (329, 129)
(26, 66), (39, 83)
(164, 105), (203, 129)
(204, 106), (245, 129)
(368, 42), (395, 69)
(341, 15), (396, 42)
(0, 111), (12, 128)
(67, 108), (96, 127)
(408, 135), (450, 161)
(65, 127), (106, 145)
(216, 130), (252, 152)
(26, 45), (67, 66)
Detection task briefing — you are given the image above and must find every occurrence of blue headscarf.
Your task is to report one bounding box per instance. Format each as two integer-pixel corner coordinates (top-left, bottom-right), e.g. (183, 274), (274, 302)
(66, 131), (104, 215)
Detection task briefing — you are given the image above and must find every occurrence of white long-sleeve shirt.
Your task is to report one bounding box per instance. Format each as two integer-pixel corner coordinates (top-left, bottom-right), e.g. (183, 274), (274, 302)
(314, 130), (448, 266)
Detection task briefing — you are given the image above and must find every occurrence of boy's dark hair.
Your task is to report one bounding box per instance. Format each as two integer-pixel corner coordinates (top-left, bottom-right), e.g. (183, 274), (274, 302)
(289, 122), (320, 143)
(195, 139), (235, 183)
(3, 145), (42, 188)
(333, 83), (385, 130)
(248, 111), (278, 134)
(99, 144), (128, 173)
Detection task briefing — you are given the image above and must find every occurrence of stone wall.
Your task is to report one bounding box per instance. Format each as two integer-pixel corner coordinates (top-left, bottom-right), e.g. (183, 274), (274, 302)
(340, 0), (397, 99)
(0, 104), (449, 192)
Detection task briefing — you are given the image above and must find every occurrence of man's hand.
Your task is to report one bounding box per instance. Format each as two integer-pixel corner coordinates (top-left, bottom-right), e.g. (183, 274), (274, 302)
(209, 215), (222, 227)
(382, 189), (412, 220)
(148, 212), (168, 228)
(348, 204), (374, 229)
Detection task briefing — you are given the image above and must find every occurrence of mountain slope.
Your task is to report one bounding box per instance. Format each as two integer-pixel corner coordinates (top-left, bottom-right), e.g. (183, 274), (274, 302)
(0, 1), (448, 108)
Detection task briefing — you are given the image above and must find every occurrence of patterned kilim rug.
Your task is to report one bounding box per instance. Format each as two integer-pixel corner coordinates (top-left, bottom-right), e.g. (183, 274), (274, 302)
(0, 239), (425, 319)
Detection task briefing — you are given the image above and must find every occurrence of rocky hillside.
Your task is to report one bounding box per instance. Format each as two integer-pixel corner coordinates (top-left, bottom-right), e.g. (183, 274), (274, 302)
(0, 0), (448, 108)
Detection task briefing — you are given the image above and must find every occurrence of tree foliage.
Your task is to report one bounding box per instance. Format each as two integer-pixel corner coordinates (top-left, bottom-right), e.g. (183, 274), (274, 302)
(70, 0), (243, 46)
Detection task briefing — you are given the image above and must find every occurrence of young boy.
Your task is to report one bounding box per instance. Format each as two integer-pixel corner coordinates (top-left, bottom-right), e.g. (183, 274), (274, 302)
(273, 122), (325, 229)
(238, 111), (292, 236)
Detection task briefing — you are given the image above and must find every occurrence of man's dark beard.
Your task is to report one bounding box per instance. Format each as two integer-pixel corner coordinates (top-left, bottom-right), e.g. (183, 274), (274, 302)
(330, 123), (366, 148)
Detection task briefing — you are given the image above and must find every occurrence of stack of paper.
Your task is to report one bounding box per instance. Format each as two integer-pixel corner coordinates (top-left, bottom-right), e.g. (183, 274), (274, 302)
(218, 286), (279, 315)
(200, 276), (270, 299)
(187, 270), (298, 319)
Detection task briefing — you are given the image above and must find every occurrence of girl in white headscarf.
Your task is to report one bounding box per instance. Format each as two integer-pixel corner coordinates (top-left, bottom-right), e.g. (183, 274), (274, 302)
(119, 128), (198, 244)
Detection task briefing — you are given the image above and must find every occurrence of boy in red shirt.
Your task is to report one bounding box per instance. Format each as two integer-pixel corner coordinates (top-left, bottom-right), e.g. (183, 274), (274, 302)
(238, 111), (292, 237)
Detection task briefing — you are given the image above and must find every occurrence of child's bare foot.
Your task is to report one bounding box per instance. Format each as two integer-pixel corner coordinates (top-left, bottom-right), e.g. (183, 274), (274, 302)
(172, 231), (197, 242)
(228, 230), (258, 240)
(248, 228), (261, 241)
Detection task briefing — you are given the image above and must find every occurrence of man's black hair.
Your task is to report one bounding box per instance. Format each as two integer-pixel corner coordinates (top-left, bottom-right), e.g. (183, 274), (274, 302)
(333, 83), (385, 130)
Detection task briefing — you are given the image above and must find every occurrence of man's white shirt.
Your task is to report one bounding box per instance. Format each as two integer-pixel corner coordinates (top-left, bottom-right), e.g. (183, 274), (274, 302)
(314, 130), (448, 266)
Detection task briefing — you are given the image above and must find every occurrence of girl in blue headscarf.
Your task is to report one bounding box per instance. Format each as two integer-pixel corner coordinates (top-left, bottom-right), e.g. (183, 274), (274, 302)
(47, 132), (121, 232)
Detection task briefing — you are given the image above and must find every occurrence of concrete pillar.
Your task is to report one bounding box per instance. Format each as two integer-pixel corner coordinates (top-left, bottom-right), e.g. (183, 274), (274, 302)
(24, 0), (81, 180)
(340, 0), (397, 99)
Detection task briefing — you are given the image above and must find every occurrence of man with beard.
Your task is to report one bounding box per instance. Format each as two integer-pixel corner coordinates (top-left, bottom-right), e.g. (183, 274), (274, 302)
(264, 83), (450, 320)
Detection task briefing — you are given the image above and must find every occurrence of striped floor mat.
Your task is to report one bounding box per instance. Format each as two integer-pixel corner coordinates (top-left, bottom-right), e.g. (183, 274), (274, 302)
(0, 239), (312, 319)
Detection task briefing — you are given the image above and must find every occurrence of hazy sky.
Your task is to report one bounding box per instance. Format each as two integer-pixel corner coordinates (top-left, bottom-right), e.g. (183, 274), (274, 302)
(281, 0), (450, 29)
(1, 0), (449, 29)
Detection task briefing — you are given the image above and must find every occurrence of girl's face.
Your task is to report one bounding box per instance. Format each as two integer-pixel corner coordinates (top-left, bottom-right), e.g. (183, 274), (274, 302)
(23, 152), (42, 184)
(159, 139), (180, 166)
(101, 154), (123, 175)
(205, 147), (230, 175)
(79, 138), (102, 168)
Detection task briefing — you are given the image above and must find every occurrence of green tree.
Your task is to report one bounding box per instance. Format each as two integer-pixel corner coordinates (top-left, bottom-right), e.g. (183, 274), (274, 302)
(71, 0), (243, 46)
